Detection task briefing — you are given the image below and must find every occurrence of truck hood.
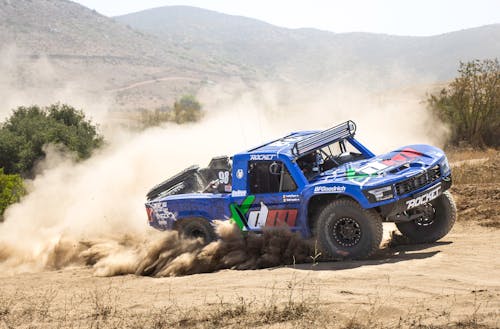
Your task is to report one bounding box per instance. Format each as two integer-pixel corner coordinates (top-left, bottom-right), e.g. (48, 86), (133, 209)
(311, 144), (447, 189)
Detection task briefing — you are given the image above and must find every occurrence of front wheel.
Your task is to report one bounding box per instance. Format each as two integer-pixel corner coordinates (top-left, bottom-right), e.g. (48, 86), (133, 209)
(314, 199), (383, 260)
(396, 191), (456, 244)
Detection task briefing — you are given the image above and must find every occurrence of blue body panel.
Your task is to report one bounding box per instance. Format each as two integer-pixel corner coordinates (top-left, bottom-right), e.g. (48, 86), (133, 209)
(145, 128), (451, 238)
(147, 193), (232, 231)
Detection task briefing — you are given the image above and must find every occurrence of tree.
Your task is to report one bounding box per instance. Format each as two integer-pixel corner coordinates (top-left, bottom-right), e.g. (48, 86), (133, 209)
(173, 95), (202, 124)
(427, 59), (499, 147)
(0, 168), (25, 221)
(0, 103), (104, 176)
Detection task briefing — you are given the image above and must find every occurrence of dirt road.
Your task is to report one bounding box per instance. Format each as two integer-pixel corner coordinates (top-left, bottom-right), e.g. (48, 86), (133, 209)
(1, 223), (499, 328)
(108, 76), (200, 93)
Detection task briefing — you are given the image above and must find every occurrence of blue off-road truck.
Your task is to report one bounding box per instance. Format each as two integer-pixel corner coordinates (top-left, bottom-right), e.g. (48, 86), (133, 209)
(145, 121), (456, 259)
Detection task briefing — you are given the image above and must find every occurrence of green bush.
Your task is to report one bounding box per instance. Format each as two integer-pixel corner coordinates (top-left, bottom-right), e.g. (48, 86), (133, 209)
(0, 104), (104, 176)
(0, 168), (25, 221)
(427, 59), (499, 147)
(173, 95), (203, 124)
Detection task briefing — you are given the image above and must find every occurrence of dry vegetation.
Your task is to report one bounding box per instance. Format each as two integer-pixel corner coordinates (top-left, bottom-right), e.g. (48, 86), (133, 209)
(447, 148), (498, 179)
(448, 148), (499, 228)
(0, 281), (317, 329)
(0, 279), (497, 329)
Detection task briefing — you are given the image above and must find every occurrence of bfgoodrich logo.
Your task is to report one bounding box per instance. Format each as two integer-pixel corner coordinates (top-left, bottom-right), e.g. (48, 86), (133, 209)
(314, 186), (346, 193)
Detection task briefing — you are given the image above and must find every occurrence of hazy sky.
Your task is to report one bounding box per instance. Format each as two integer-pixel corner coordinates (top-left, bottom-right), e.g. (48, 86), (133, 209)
(72, 0), (500, 36)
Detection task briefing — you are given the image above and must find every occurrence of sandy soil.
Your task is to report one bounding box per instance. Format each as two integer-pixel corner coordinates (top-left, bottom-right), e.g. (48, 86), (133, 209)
(1, 223), (499, 328)
(1, 154), (499, 328)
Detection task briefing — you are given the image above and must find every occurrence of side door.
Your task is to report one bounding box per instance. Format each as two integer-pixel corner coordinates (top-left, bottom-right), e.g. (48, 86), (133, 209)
(244, 160), (301, 231)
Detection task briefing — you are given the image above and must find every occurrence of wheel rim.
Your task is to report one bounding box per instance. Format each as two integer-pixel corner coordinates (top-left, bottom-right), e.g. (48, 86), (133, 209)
(331, 217), (362, 247)
(413, 203), (436, 227)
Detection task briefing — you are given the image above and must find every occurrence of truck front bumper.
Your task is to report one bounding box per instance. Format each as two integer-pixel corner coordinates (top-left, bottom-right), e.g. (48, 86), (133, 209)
(379, 175), (452, 222)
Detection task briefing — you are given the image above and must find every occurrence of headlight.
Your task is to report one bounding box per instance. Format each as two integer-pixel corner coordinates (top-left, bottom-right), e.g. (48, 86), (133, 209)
(440, 157), (450, 175)
(365, 186), (394, 202)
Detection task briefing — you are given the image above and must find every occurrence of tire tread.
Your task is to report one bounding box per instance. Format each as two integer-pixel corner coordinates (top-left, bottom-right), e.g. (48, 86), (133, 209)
(396, 191), (456, 244)
(314, 198), (383, 260)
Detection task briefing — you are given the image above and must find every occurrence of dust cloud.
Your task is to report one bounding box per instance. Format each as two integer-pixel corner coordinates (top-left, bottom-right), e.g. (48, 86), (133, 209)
(0, 48), (447, 276)
(0, 45), (110, 122)
(75, 221), (312, 277)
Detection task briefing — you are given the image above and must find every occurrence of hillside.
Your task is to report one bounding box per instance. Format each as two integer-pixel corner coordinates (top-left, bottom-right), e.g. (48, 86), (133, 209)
(116, 6), (500, 86)
(1, 1), (499, 112)
(0, 0), (252, 111)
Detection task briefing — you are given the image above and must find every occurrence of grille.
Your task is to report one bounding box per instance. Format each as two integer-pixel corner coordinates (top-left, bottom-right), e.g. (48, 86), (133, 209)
(395, 165), (441, 196)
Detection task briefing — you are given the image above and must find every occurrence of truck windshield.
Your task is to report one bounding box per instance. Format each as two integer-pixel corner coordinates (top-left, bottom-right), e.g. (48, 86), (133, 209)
(296, 139), (365, 179)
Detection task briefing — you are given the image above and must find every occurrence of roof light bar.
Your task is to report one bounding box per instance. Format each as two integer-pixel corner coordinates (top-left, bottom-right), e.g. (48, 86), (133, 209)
(292, 120), (356, 157)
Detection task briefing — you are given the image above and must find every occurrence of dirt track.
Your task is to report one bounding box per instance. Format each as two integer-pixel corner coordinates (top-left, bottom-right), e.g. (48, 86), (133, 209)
(1, 155), (499, 328)
(1, 223), (499, 328)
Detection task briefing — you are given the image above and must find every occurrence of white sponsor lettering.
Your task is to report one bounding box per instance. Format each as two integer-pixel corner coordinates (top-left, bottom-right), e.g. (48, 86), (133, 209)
(283, 194), (300, 202)
(150, 202), (176, 225)
(151, 202), (167, 210)
(314, 186), (346, 193)
(406, 185), (441, 209)
(231, 189), (247, 197)
(250, 154), (275, 161)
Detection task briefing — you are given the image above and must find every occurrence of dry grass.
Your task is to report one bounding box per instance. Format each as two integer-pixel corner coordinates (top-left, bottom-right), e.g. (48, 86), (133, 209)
(0, 275), (322, 328)
(445, 147), (497, 164)
(447, 148), (498, 185)
(0, 282), (497, 329)
(445, 148), (500, 228)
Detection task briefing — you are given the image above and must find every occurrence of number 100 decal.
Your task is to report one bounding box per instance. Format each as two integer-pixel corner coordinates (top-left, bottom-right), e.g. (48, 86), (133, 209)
(247, 202), (297, 229)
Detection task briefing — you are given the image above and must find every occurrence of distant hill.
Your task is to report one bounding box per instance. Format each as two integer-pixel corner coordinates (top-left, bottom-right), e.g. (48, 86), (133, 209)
(0, 0), (251, 111)
(1, 1), (499, 112)
(116, 6), (500, 85)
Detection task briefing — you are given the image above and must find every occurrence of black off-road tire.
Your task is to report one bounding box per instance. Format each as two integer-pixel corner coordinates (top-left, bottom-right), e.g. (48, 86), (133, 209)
(314, 199), (383, 260)
(396, 191), (456, 244)
(176, 218), (216, 244)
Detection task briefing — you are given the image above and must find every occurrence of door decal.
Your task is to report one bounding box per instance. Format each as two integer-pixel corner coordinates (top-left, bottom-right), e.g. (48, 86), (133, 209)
(230, 196), (298, 230)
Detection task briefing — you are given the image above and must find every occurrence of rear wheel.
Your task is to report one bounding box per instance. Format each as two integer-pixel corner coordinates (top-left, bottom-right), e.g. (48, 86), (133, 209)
(314, 199), (383, 260)
(396, 191), (456, 243)
(176, 218), (216, 244)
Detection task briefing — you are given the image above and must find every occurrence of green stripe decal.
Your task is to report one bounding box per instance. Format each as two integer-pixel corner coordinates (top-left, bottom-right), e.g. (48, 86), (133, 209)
(347, 168), (375, 180)
(229, 195), (255, 230)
